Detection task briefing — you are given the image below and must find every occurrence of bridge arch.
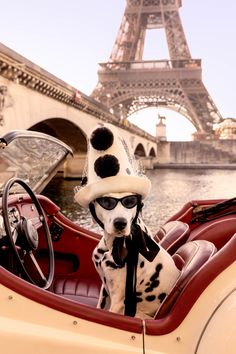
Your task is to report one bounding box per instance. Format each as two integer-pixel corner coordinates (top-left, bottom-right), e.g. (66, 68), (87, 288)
(134, 143), (146, 157)
(29, 117), (87, 153)
(149, 147), (156, 157)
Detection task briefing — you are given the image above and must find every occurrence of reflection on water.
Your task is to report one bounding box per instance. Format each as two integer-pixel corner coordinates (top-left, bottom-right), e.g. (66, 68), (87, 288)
(42, 168), (236, 235)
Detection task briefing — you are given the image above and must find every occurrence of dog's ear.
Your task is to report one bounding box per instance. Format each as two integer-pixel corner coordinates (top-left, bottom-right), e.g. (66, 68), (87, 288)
(132, 220), (160, 262)
(89, 202), (104, 229)
(136, 217), (151, 236)
(131, 196), (143, 224)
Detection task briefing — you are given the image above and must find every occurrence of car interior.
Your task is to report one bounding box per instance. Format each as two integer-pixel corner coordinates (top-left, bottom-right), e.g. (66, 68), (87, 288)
(1, 186), (236, 335)
(1, 131), (236, 336)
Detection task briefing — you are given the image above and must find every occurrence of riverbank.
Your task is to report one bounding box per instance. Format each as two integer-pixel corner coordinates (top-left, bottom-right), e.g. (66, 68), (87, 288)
(154, 163), (236, 170)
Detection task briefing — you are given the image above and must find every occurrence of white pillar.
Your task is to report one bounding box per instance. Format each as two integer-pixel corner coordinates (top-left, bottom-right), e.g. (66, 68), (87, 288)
(156, 114), (167, 141)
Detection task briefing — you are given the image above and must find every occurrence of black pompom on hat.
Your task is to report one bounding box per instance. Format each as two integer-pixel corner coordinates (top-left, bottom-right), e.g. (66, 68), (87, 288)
(90, 126), (114, 151)
(75, 123), (151, 207)
(94, 154), (120, 178)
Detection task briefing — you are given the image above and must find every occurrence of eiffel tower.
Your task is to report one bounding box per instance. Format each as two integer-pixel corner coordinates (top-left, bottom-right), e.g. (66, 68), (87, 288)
(91, 0), (223, 136)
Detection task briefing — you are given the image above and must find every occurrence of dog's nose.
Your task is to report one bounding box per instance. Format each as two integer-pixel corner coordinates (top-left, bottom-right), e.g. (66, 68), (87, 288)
(113, 217), (127, 231)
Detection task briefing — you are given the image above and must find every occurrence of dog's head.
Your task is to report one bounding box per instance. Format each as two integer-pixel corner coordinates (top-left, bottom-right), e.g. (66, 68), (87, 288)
(92, 192), (142, 238)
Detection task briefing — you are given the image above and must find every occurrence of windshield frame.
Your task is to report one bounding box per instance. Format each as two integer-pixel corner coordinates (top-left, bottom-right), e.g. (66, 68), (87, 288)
(0, 130), (73, 194)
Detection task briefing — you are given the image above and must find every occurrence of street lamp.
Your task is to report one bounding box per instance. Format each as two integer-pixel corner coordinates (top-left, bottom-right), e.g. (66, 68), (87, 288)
(0, 85), (7, 126)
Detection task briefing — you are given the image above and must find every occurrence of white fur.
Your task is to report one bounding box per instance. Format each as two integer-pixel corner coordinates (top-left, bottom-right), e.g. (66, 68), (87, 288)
(92, 192), (180, 319)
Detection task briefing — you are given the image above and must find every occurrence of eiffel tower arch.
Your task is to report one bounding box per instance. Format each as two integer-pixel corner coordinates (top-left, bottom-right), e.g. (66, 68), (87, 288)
(91, 0), (223, 137)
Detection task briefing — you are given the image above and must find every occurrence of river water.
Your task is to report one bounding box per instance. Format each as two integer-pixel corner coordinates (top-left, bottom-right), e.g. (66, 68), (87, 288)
(42, 168), (236, 235)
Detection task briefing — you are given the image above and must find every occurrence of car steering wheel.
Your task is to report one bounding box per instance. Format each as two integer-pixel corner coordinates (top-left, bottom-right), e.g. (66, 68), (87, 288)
(2, 177), (55, 289)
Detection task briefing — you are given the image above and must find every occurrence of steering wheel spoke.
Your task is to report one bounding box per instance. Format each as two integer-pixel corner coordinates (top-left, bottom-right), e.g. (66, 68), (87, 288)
(28, 251), (48, 286)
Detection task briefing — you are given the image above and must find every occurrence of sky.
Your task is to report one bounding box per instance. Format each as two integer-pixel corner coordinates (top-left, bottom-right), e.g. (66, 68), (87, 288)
(1, 0), (236, 140)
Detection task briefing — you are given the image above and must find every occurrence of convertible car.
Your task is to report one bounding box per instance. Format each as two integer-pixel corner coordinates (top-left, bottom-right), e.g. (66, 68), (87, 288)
(0, 130), (236, 354)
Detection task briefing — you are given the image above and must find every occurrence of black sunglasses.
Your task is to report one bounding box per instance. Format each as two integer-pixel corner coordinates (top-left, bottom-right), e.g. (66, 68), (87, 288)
(96, 195), (141, 210)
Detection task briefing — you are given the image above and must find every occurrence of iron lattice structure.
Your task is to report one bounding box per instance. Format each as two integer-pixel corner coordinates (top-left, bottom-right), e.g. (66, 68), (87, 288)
(91, 0), (223, 135)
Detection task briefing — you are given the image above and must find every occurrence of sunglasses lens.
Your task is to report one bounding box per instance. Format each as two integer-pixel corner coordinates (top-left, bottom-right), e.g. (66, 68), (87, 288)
(96, 197), (117, 210)
(121, 195), (138, 209)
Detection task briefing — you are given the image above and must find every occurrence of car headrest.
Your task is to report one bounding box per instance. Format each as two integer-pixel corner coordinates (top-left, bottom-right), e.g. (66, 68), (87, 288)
(154, 220), (190, 254)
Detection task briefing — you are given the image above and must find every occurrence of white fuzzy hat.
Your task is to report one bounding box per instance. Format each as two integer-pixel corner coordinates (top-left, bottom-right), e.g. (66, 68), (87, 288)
(74, 123), (151, 208)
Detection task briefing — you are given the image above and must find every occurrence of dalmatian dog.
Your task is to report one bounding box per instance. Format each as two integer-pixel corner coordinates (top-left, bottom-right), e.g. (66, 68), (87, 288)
(91, 191), (180, 319)
(74, 123), (180, 318)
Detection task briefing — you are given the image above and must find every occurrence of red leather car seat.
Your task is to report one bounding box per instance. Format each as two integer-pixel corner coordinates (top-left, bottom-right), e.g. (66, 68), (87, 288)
(51, 275), (101, 307)
(155, 239), (217, 319)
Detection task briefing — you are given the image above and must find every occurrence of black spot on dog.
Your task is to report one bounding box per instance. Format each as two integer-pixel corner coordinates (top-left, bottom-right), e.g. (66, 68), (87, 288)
(140, 261), (145, 268)
(146, 295), (156, 302)
(105, 260), (119, 269)
(90, 127), (114, 151)
(80, 176), (87, 186)
(136, 297), (143, 303)
(158, 293), (167, 303)
(126, 168), (131, 175)
(139, 279), (144, 285)
(145, 281), (150, 286)
(145, 279), (160, 293)
(135, 291), (142, 297)
(156, 263), (163, 272)
(101, 287), (109, 309)
(97, 248), (106, 254)
(145, 287), (153, 293)
(102, 287), (108, 296)
(150, 273), (158, 282)
(150, 263), (163, 281)
(94, 254), (100, 260)
(94, 155), (120, 178)
(101, 298), (106, 309)
(151, 280), (160, 289)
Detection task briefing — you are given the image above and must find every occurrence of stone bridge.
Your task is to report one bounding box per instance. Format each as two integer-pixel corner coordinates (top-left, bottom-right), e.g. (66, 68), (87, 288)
(0, 43), (157, 176)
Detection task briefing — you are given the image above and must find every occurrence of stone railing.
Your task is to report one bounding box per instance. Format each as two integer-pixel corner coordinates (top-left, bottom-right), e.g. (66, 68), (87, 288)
(98, 59), (201, 71)
(0, 43), (156, 142)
